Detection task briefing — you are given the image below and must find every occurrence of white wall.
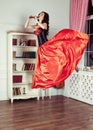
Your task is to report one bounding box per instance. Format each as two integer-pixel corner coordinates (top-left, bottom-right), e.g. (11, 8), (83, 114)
(0, 0), (70, 100)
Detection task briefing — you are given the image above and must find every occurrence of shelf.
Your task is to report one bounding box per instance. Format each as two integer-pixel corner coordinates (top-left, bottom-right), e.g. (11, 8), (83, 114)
(13, 58), (36, 60)
(7, 30), (35, 35)
(12, 93), (38, 99)
(13, 45), (37, 48)
(13, 70), (34, 73)
(13, 83), (31, 86)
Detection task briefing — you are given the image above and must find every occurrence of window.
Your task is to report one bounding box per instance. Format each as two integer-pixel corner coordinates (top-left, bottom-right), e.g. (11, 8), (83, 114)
(85, 0), (93, 67)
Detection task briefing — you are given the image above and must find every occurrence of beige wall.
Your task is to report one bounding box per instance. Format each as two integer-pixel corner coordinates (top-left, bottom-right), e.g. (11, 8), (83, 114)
(0, 0), (70, 100)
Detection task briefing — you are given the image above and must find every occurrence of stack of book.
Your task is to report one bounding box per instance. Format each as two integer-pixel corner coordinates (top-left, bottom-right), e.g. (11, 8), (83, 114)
(22, 63), (35, 71)
(13, 87), (21, 95)
(23, 51), (36, 58)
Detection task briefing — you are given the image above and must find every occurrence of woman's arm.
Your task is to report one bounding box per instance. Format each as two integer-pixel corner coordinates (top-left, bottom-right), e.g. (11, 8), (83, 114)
(25, 17), (39, 30)
(25, 16), (47, 30)
(24, 17), (31, 28)
(24, 16), (36, 29)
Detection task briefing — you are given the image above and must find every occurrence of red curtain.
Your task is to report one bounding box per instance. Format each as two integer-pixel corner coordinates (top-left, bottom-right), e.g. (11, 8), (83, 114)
(70, 0), (89, 32)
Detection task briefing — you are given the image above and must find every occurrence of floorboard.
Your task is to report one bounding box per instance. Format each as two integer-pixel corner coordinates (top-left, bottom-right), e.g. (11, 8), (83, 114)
(0, 96), (93, 130)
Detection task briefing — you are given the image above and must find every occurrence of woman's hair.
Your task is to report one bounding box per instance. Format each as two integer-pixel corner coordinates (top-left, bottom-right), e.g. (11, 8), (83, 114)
(39, 11), (49, 35)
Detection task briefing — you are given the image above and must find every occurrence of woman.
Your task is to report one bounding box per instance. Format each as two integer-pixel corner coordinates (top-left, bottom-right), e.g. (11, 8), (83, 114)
(25, 13), (88, 89)
(25, 11), (49, 46)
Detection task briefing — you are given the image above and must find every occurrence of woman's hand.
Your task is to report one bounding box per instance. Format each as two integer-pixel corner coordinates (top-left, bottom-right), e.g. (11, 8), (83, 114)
(34, 16), (39, 23)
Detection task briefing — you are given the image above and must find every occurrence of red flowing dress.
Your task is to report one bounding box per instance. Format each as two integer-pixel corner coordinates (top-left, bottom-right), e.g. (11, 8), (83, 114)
(32, 29), (89, 89)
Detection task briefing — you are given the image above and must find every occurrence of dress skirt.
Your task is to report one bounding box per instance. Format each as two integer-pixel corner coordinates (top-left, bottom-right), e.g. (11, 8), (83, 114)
(32, 29), (89, 89)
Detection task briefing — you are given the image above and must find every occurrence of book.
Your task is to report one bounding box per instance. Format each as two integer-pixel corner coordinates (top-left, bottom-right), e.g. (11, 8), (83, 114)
(13, 63), (16, 71)
(13, 51), (16, 58)
(13, 75), (22, 83)
(27, 40), (36, 46)
(12, 38), (17, 45)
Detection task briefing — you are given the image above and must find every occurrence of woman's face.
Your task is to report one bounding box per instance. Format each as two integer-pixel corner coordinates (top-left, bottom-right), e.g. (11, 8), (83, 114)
(38, 12), (45, 22)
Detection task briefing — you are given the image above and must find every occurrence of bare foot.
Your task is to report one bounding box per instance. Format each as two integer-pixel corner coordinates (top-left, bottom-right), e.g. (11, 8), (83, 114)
(75, 66), (79, 72)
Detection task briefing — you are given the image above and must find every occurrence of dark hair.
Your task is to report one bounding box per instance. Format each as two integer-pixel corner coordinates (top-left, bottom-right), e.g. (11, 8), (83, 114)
(39, 11), (49, 35)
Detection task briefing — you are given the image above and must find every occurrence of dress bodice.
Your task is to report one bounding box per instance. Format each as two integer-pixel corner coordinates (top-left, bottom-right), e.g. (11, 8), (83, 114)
(37, 28), (48, 46)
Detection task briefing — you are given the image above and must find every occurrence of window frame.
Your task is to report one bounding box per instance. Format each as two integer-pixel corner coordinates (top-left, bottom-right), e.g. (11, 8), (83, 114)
(84, 1), (93, 68)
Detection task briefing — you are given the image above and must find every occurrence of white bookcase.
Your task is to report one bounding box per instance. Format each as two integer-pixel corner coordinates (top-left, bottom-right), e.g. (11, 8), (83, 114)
(7, 31), (40, 103)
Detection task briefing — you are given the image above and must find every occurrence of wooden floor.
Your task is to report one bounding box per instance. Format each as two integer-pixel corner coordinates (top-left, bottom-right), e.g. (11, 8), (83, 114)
(0, 96), (93, 130)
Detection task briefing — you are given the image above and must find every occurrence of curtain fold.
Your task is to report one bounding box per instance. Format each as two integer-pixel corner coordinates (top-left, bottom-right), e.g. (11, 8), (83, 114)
(70, 0), (89, 32)
(92, 0), (93, 6)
